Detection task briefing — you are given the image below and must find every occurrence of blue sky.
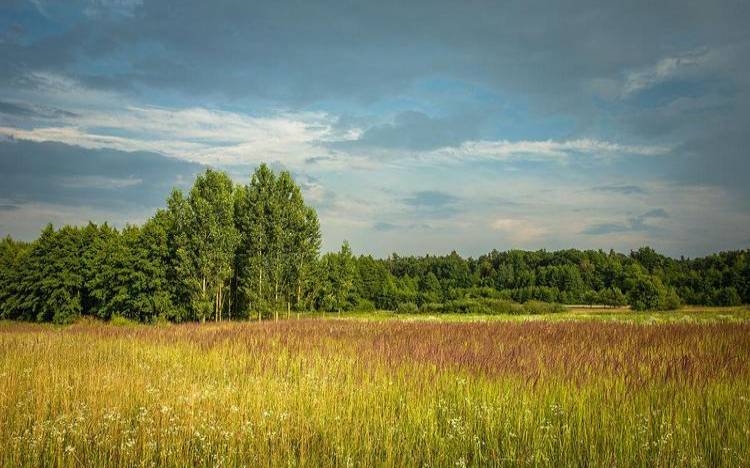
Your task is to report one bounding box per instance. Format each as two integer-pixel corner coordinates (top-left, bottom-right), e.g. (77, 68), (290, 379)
(1, 0), (749, 257)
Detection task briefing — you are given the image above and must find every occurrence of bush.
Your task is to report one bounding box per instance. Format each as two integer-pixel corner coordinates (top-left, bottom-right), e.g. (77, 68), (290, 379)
(627, 275), (664, 310)
(627, 274), (681, 311)
(397, 297), (563, 315)
(522, 300), (565, 314)
(355, 298), (376, 311)
(110, 315), (139, 326)
(711, 287), (741, 307)
(419, 302), (445, 313)
(440, 299), (489, 314)
(598, 287), (627, 307)
(658, 288), (682, 310)
(396, 302), (419, 314)
(49, 289), (82, 325)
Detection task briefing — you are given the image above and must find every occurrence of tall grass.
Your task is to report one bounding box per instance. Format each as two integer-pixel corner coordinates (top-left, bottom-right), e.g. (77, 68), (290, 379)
(0, 319), (748, 466)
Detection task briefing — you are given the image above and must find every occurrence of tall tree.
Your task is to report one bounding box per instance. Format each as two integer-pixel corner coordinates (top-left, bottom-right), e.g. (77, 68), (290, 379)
(165, 170), (239, 322)
(189, 169), (239, 322)
(318, 241), (357, 313)
(235, 164), (276, 320)
(235, 164), (321, 320)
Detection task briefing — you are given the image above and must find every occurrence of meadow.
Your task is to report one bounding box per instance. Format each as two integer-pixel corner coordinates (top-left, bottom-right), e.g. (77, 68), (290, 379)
(1, 309), (749, 467)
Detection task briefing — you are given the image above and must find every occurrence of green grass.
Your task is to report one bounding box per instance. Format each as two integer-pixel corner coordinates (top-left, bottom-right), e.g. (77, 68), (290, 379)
(300, 305), (750, 324)
(0, 309), (748, 466)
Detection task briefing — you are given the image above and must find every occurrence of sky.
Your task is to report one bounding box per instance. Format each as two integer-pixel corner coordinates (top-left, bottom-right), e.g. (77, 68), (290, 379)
(1, 0), (749, 258)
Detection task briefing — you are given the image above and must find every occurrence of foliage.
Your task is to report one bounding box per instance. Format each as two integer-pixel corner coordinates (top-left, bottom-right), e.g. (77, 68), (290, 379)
(396, 302), (418, 314)
(234, 164), (321, 320)
(0, 166), (321, 323)
(0, 164), (748, 322)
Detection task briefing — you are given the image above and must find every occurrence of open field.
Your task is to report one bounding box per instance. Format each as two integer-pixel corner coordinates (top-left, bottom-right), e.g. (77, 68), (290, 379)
(1, 311), (749, 466)
(304, 305), (750, 324)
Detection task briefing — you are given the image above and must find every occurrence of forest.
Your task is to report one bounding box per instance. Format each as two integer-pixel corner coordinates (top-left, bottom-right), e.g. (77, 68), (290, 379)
(0, 165), (748, 324)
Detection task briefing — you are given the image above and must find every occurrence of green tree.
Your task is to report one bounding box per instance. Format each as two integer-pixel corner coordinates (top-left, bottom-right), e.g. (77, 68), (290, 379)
(318, 241), (357, 313)
(234, 164), (321, 320)
(598, 287), (627, 308)
(164, 170), (239, 322)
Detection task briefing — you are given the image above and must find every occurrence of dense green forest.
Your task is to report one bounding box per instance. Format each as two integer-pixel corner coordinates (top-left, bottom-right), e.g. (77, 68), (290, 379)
(0, 165), (748, 323)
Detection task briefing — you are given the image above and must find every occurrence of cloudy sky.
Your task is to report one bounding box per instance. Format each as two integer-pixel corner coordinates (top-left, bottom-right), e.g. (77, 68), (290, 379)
(1, 0), (749, 257)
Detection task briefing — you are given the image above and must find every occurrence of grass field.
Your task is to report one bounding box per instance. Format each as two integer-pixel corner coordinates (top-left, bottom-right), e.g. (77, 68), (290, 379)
(1, 308), (749, 466)
(305, 305), (750, 324)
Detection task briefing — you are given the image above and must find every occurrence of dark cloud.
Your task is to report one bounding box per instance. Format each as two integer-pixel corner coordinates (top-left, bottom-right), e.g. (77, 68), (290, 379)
(304, 156), (333, 165)
(3, 0), (746, 198)
(582, 208), (669, 235)
(403, 190), (457, 208)
(373, 222), (398, 232)
(0, 100), (78, 119)
(581, 223), (631, 236)
(0, 101), (31, 116)
(373, 221), (434, 232)
(4, 1), (748, 106)
(3, 2), (750, 181)
(330, 111), (482, 151)
(592, 185), (646, 195)
(640, 208), (669, 219)
(1, 0), (749, 254)
(402, 190), (460, 217)
(0, 139), (203, 209)
(0, 22), (23, 45)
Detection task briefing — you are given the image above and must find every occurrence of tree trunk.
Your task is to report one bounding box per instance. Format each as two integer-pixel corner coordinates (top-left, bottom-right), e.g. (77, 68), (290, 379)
(201, 276), (207, 323)
(273, 273), (279, 322)
(274, 278), (279, 309)
(258, 263), (263, 322)
(297, 274), (302, 312)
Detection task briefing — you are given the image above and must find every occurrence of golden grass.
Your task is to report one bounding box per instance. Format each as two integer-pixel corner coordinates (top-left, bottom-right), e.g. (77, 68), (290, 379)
(1, 319), (749, 466)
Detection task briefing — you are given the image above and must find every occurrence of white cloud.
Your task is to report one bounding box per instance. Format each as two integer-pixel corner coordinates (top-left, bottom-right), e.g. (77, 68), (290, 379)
(425, 138), (670, 163)
(0, 106), (341, 166)
(59, 176), (143, 189)
(2, 72), (671, 170)
(1, 72), (354, 167)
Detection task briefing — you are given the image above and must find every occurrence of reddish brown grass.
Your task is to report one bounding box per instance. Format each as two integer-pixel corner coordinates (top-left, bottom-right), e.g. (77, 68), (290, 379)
(9, 319), (748, 386)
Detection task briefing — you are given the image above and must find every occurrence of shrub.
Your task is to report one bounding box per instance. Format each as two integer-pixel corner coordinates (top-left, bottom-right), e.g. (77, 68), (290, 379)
(440, 299), (488, 314)
(522, 300), (565, 314)
(711, 287), (741, 307)
(356, 298), (376, 312)
(483, 299), (524, 315)
(658, 288), (682, 310)
(396, 302), (419, 314)
(406, 298), (563, 315)
(598, 287), (627, 307)
(437, 298), (532, 315)
(627, 274), (681, 311)
(111, 315), (139, 326)
(419, 302), (444, 313)
(627, 275), (664, 310)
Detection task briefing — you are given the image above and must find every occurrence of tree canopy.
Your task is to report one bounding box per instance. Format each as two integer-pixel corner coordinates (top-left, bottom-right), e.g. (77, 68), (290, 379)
(1, 166), (748, 323)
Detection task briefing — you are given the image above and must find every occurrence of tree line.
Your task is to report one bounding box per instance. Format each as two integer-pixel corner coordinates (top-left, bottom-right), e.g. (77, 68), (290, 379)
(0, 165), (748, 323)
(0, 165), (320, 323)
